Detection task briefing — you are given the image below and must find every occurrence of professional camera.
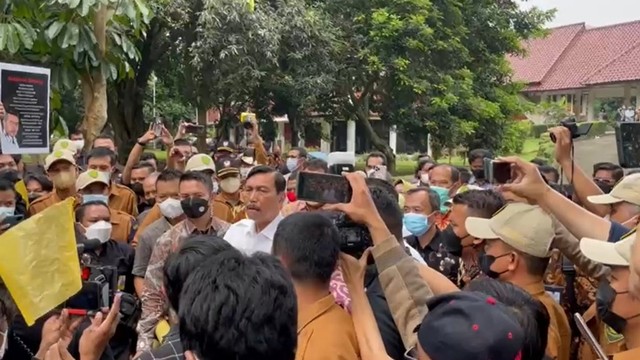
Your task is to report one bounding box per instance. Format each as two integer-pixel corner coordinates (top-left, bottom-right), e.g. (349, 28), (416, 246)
(549, 117), (592, 143)
(324, 211), (372, 258)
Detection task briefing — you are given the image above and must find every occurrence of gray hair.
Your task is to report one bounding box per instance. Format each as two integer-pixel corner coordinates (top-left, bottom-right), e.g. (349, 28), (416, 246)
(406, 187), (440, 213)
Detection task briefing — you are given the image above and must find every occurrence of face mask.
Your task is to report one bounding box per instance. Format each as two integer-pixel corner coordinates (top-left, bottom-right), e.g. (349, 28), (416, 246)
(84, 220), (112, 244)
(52, 171), (76, 190)
(212, 180), (219, 194)
(83, 194), (109, 205)
(72, 140), (85, 151)
(159, 198), (184, 219)
(472, 169), (485, 180)
(430, 186), (450, 213)
(403, 213), (429, 237)
(130, 183), (144, 197)
(28, 192), (43, 202)
(478, 252), (511, 279)
(181, 197), (209, 219)
(240, 167), (252, 179)
(220, 177), (241, 194)
(420, 173), (429, 184)
(595, 281), (637, 334)
(0, 207), (15, 218)
(440, 227), (470, 257)
(286, 158), (298, 172)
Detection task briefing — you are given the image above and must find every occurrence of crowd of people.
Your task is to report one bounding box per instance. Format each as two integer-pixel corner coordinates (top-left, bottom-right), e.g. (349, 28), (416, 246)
(0, 118), (639, 360)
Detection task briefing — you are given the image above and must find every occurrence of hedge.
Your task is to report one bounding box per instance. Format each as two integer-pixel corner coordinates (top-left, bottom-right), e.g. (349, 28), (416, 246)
(531, 121), (608, 139)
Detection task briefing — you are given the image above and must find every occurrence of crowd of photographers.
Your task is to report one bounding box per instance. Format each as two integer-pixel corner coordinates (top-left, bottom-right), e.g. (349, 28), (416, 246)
(0, 115), (639, 360)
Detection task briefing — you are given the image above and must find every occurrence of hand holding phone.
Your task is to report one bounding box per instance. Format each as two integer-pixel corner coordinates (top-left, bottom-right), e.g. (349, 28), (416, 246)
(296, 172), (352, 204)
(574, 313), (608, 360)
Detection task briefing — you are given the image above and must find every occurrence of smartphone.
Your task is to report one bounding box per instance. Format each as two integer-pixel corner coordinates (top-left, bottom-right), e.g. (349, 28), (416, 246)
(152, 118), (163, 137)
(1, 214), (23, 228)
(185, 123), (205, 134)
(296, 172), (352, 204)
(492, 161), (511, 184)
(368, 165), (388, 180)
(574, 313), (608, 360)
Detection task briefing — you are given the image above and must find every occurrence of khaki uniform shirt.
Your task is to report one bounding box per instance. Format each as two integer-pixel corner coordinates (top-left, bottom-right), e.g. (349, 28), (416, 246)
(212, 192), (246, 224)
(522, 282), (572, 360)
(110, 209), (137, 244)
(133, 204), (162, 247)
(109, 183), (138, 216)
(614, 347), (640, 359)
(28, 192), (80, 216)
(296, 294), (360, 360)
(578, 304), (627, 360)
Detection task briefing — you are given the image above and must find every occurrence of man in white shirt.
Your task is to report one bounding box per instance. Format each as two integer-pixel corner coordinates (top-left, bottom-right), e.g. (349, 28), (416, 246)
(0, 103), (20, 154)
(224, 165), (285, 254)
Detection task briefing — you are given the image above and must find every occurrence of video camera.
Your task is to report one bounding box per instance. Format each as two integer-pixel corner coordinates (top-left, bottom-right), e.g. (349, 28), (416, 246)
(549, 117), (592, 143)
(67, 228), (139, 327)
(324, 211), (373, 258)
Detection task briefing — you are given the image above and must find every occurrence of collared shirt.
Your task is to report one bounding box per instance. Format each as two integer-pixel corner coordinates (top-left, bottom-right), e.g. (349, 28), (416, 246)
(137, 215), (230, 352)
(522, 282), (572, 360)
(137, 325), (183, 360)
(1, 132), (19, 153)
(110, 183), (138, 216)
(212, 192), (246, 224)
(27, 192), (80, 217)
(296, 294), (360, 360)
(223, 215), (282, 255)
(614, 348), (640, 360)
(132, 217), (172, 277)
(468, 177), (493, 189)
(405, 229), (460, 284)
(111, 209), (138, 244)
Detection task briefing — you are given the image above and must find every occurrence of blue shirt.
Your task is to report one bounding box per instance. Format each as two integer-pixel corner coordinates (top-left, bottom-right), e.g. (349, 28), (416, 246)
(608, 221), (631, 243)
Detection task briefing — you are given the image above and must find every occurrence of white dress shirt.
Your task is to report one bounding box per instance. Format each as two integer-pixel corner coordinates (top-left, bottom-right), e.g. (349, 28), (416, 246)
(223, 215), (284, 255)
(1, 132), (19, 154)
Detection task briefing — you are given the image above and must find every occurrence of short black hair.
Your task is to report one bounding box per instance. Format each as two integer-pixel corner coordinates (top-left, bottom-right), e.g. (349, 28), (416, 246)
(366, 151), (387, 165)
(179, 251), (297, 360)
(140, 152), (157, 163)
(466, 278), (550, 360)
(369, 182), (403, 240)
(467, 149), (492, 163)
(520, 253), (551, 278)
(406, 187), (440, 214)
(174, 138), (192, 147)
(93, 134), (114, 142)
(157, 168), (183, 184)
(75, 201), (110, 222)
(593, 162), (624, 182)
(290, 147), (307, 158)
(457, 167), (472, 184)
(530, 158), (548, 166)
(163, 235), (233, 312)
(246, 165), (286, 193)
(0, 179), (15, 193)
(415, 158), (435, 176)
(132, 161), (155, 174)
(180, 171), (214, 193)
(87, 147), (117, 166)
(272, 212), (340, 285)
(431, 164), (460, 182)
(538, 165), (559, 183)
(451, 190), (505, 219)
(0, 170), (20, 185)
(24, 173), (53, 192)
(303, 159), (328, 173)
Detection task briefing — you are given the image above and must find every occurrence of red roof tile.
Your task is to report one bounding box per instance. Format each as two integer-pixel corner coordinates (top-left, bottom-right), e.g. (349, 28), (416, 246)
(509, 20), (640, 92)
(508, 23), (584, 84)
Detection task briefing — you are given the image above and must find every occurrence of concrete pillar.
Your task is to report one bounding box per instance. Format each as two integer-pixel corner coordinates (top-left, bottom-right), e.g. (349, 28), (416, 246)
(320, 120), (331, 153)
(624, 84), (632, 106)
(389, 126), (397, 154)
(298, 133), (305, 147)
(229, 127), (236, 143)
(346, 120), (356, 153)
(276, 121), (285, 150)
(587, 91), (596, 122)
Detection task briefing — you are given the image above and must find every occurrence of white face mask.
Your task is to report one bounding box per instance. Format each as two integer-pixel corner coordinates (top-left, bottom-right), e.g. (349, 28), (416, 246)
(159, 198), (184, 219)
(85, 220), (112, 244)
(220, 177), (241, 194)
(72, 140), (85, 152)
(0, 206), (15, 218)
(420, 173), (430, 184)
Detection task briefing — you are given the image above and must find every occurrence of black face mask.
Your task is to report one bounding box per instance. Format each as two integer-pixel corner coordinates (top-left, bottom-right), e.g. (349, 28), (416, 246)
(181, 197), (209, 219)
(28, 192), (44, 203)
(130, 183), (145, 197)
(138, 199), (155, 214)
(440, 227), (466, 257)
(472, 169), (485, 180)
(477, 252), (511, 279)
(595, 281), (638, 334)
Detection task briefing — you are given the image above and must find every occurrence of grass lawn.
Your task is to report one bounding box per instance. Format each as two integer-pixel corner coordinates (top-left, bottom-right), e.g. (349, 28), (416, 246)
(149, 137), (542, 177)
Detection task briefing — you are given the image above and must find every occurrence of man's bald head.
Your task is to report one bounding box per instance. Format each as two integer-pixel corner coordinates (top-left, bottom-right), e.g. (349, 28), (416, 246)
(429, 164), (460, 189)
(143, 171), (160, 201)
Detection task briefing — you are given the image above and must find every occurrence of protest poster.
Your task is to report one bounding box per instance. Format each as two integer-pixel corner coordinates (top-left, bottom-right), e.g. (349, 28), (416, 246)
(0, 63), (50, 154)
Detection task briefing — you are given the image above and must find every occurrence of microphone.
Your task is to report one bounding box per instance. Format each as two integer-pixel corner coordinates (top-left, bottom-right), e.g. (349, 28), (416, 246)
(74, 223), (102, 251)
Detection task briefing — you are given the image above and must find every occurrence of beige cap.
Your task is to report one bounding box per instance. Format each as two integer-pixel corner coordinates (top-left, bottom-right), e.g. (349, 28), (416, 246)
(44, 150), (76, 171)
(53, 139), (78, 155)
(580, 230), (636, 266)
(185, 154), (216, 172)
(76, 169), (110, 190)
(465, 202), (554, 258)
(588, 173), (640, 206)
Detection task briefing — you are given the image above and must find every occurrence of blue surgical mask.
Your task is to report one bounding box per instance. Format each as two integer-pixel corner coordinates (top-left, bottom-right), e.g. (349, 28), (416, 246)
(0, 206), (15, 217)
(403, 213), (429, 237)
(83, 194), (109, 205)
(430, 186), (450, 213)
(286, 158), (299, 172)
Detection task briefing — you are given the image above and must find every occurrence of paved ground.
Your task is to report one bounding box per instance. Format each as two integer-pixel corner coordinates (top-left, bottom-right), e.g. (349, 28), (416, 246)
(573, 134), (619, 173)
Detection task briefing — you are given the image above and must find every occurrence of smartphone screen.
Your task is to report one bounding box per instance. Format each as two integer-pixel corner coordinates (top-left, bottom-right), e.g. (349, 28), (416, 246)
(296, 172), (352, 204)
(185, 124), (205, 134)
(492, 162), (511, 184)
(66, 281), (102, 311)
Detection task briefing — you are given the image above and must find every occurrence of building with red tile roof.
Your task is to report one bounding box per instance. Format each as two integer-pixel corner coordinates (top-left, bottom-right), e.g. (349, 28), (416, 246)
(508, 20), (640, 121)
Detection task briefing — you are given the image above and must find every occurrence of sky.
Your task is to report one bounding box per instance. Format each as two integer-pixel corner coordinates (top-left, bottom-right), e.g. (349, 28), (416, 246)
(517, 0), (640, 28)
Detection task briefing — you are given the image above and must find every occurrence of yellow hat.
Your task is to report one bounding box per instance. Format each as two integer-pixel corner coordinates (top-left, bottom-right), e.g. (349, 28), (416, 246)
(588, 174), (640, 206)
(52, 139), (78, 155)
(44, 150), (76, 171)
(185, 154), (216, 172)
(465, 202), (554, 258)
(76, 169), (110, 190)
(580, 230), (636, 267)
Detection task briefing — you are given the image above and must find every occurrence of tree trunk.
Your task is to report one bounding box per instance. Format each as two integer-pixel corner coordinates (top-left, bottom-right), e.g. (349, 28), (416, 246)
(288, 108), (299, 147)
(108, 79), (146, 161)
(355, 112), (396, 173)
(196, 104), (207, 151)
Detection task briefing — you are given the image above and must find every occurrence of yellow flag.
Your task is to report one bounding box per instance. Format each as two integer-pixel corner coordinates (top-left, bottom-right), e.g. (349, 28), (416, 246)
(15, 179), (29, 207)
(247, 0), (255, 12)
(0, 198), (81, 325)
